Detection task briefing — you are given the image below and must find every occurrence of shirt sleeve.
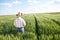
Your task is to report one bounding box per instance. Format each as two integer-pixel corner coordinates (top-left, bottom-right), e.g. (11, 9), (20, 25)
(14, 19), (16, 26)
(22, 19), (26, 26)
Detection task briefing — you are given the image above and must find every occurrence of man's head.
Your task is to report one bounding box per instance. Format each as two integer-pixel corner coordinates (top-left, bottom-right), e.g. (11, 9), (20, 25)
(16, 12), (22, 17)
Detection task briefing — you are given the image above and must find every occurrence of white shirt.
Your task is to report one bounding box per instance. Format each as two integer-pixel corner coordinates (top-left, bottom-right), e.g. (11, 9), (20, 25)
(14, 17), (26, 28)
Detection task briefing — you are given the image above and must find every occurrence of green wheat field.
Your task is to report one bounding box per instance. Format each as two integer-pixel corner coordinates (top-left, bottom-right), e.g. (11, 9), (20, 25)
(0, 13), (60, 40)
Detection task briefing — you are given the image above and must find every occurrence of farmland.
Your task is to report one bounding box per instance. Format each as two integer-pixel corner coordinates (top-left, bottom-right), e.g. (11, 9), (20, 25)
(0, 13), (60, 40)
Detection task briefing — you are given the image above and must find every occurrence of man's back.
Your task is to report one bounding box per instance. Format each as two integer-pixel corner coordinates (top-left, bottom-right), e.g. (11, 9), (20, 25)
(14, 17), (26, 28)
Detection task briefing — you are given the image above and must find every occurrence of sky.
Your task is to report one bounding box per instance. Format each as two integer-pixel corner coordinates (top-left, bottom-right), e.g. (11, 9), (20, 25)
(0, 0), (60, 15)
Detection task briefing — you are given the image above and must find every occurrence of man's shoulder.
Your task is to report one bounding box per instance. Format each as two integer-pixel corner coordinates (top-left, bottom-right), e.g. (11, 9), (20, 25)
(15, 17), (24, 21)
(19, 17), (24, 20)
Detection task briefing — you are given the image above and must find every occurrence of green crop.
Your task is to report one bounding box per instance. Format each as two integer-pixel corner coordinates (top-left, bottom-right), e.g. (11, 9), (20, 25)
(0, 13), (60, 40)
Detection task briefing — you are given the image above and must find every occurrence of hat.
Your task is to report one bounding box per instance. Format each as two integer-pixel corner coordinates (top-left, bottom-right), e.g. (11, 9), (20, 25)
(16, 12), (21, 16)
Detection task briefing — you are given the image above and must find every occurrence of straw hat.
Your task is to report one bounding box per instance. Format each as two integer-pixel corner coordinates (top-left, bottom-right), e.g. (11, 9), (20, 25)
(16, 12), (22, 16)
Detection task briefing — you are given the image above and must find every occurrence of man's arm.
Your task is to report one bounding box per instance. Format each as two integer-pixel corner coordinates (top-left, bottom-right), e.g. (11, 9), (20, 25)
(14, 19), (16, 27)
(23, 19), (26, 27)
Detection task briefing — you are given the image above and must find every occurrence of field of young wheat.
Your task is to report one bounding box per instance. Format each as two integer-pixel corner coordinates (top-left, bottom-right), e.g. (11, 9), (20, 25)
(0, 13), (60, 40)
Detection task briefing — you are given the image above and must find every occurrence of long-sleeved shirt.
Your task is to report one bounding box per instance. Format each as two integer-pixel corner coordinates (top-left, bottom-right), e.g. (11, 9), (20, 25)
(14, 17), (26, 28)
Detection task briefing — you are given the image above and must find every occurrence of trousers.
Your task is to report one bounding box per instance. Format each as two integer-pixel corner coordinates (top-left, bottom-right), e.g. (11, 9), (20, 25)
(16, 27), (24, 33)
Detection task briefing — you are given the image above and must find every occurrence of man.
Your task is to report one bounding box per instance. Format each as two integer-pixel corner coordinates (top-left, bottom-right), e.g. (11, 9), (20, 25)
(14, 12), (26, 33)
